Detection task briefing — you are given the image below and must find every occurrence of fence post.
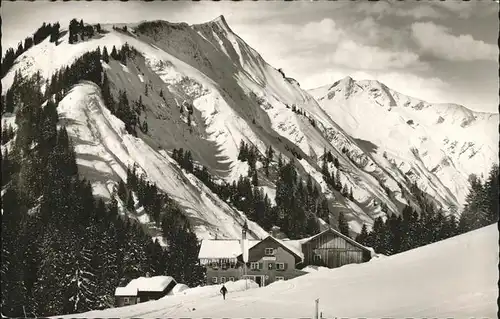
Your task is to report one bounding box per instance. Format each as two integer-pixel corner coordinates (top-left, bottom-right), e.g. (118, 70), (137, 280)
(314, 298), (319, 319)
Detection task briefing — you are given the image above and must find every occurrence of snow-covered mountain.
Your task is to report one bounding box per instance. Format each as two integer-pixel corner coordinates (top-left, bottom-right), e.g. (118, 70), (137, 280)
(2, 15), (497, 240)
(56, 224), (499, 318)
(309, 77), (499, 209)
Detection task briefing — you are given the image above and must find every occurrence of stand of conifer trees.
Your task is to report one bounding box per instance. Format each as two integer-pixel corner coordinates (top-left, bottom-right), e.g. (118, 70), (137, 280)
(172, 146), (326, 239)
(356, 166), (498, 256)
(1, 22), (60, 79)
(1, 41), (204, 317)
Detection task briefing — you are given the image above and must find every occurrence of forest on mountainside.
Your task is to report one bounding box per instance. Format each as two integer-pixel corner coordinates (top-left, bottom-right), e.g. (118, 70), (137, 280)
(172, 145), (327, 239)
(2, 17), (498, 318)
(356, 164), (499, 255)
(1, 22), (204, 317)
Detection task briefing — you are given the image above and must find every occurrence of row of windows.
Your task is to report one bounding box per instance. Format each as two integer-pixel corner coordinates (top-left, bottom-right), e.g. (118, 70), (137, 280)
(211, 276), (286, 284)
(209, 262), (237, 269)
(212, 276), (236, 284)
(250, 262), (286, 270)
(122, 296), (155, 305)
(264, 248), (275, 255)
(208, 261), (288, 270)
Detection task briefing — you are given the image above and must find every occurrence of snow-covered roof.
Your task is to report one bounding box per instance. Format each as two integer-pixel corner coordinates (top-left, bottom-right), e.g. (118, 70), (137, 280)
(279, 239), (306, 260)
(273, 237), (304, 260)
(199, 236), (305, 261)
(115, 286), (138, 297)
(199, 229), (370, 263)
(302, 228), (371, 252)
(198, 239), (260, 259)
(114, 276), (176, 296)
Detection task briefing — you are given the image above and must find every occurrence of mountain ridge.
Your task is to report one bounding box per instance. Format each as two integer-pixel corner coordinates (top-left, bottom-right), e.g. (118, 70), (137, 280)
(1, 16), (497, 241)
(310, 75), (498, 116)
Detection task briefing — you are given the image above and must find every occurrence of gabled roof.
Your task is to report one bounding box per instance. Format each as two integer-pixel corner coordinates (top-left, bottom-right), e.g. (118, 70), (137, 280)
(115, 286), (138, 297)
(302, 228), (371, 252)
(198, 229), (369, 263)
(198, 239), (260, 259)
(114, 276), (176, 296)
(238, 236), (304, 261)
(199, 236), (304, 261)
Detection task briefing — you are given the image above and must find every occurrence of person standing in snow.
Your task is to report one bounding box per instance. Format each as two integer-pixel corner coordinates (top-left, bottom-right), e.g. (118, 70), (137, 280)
(220, 284), (228, 300)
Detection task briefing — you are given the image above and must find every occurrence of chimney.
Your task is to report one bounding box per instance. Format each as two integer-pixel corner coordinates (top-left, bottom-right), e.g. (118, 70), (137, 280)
(241, 220), (249, 263)
(270, 226), (281, 238)
(242, 220), (248, 240)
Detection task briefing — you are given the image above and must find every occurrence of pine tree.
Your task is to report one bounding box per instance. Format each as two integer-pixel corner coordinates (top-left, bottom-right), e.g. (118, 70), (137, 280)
(306, 175), (313, 195)
(335, 169), (342, 191)
(126, 193), (135, 212)
(321, 159), (330, 181)
(485, 164), (499, 224)
(111, 46), (118, 60)
(1, 188), (28, 317)
(338, 212), (350, 238)
(356, 224), (369, 245)
(102, 46), (109, 63)
(460, 174), (488, 231)
(252, 169), (258, 186)
(50, 23), (60, 43)
(238, 140), (247, 161)
(117, 180), (127, 202)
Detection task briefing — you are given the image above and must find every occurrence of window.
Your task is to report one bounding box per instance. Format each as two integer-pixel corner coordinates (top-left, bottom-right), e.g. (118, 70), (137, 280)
(268, 262), (274, 270)
(250, 262), (259, 270)
(221, 277), (226, 283)
(212, 277), (218, 284)
(265, 248), (275, 256)
(229, 277), (235, 281)
(275, 276), (285, 281)
(123, 297), (130, 305)
(276, 262), (285, 270)
(221, 262), (227, 269)
(314, 254), (321, 262)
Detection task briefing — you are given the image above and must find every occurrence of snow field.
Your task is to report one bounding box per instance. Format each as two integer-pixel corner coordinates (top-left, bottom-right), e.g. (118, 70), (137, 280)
(58, 225), (498, 318)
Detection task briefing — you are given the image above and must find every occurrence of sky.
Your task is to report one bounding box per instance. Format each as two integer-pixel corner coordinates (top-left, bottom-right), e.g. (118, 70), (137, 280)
(1, 0), (498, 113)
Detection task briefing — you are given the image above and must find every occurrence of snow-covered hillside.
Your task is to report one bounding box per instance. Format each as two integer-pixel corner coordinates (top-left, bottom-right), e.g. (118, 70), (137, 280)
(2, 15), (497, 239)
(57, 225), (499, 318)
(310, 77), (499, 208)
(57, 81), (267, 240)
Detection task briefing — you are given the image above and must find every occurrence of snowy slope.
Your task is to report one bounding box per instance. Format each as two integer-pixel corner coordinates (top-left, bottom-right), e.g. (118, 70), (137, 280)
(1, 19), (384, 233)
(310, 77), (499, 208)
(57, 81), (267, 240)
(58, 225), (498, 318)
(3, 16), (496, 237)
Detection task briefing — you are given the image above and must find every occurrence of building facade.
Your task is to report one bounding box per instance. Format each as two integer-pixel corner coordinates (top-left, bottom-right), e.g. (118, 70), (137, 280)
(114, 276), (177, 307)
(200, 236), (307, 287)
(199, 227), (372, 287)
(301, 228), (371, 268)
